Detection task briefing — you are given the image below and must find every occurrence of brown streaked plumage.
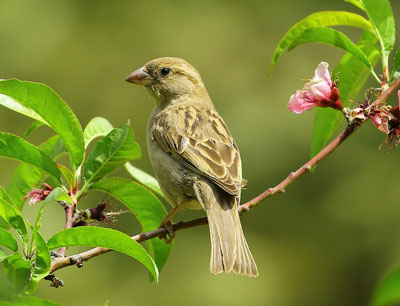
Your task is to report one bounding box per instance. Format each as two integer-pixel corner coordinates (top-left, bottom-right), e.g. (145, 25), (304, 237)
(126, 57), (258, 277)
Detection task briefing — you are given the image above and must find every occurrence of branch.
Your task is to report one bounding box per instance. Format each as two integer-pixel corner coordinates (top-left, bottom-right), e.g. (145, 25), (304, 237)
(50, 79), (400, 274)
(57, 203), (75, 257)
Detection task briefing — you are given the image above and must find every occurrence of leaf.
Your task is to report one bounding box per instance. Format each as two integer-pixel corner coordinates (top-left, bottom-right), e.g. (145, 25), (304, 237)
(0, 133), (60, 181)
(0, 186), (15, 207)
(34, 187), (72, 230)
(90, 177), (171, 272)
(0, 248), (8, 261)
(26, 226), (50, 294)
(369, 261), (400, 306)
(267, 11), (373, 76)
(3, 253), (31, 294)
(310, 31), (380, 157)
(125, 162), (164, 198)
(0, 198), (28, 245)
(58, 164), (74, 190)
(359, 0), (395, 55)
(84, 117), (114, 148)
(0, 187), (16, 230)
(23, 121), (44, 139)
(0, 296), (61, 306)
(345, 0), (365, 12)
(7, 135), (67, 210)
(0, 229), (18, 251)
(83, 124), (141, 187)
(47, 227), (158, 281)
(289, 27), (375, 74)
(391, 47), (400, 81)
(0, 79), (84, 168)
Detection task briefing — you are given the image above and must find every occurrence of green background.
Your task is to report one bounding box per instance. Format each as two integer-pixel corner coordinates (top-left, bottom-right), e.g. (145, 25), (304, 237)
(0, 0), (400, 305)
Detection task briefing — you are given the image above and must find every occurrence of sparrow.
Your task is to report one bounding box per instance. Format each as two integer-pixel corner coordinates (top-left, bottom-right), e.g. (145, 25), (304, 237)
(126, 57), (258, 277)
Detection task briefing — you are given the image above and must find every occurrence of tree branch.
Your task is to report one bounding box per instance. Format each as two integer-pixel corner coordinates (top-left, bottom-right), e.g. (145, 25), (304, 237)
(57, 203), (75, 257)
(49, 79), (400, 274)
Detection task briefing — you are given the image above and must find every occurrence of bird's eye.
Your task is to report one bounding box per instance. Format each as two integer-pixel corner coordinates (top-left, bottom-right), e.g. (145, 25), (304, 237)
(160, 67), (170, 76)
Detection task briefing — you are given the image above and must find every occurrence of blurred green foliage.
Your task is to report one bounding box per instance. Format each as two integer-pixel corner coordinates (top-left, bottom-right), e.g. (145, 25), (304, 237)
(0, 0), (399, 305)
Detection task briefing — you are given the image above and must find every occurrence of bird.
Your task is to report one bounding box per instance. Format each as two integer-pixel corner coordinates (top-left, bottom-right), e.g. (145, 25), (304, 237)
(126, 57), (258, 277)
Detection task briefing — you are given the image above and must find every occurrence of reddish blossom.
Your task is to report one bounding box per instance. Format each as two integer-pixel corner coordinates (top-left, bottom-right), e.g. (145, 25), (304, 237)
(381, 91), (400, 149)
(369, 109), (391, 134)
(288, 62), (343, 114)
(24, 183), (53, 206)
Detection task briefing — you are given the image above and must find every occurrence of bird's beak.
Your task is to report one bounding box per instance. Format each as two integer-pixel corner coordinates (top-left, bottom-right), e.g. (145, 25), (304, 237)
(125, 67), (152, 86)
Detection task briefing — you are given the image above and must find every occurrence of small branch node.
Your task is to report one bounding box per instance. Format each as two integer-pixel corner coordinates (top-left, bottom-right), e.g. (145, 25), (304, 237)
(45, 273), (64, 288)
(240, 204), (250, 212)
(50, 251), (65, 259)
(57, 200), (71, 208)
(70, 255), (84, 268)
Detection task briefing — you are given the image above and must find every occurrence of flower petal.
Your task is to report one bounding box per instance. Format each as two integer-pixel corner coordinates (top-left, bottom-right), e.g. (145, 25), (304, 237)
(305, 79), (332, 100)
(371, 115), (390, 134)
(288, 90), (316, 114)
(314, 62), (332, 87)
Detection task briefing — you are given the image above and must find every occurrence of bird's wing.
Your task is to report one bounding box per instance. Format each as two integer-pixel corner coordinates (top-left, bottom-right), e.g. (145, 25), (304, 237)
(151, 104), (242, 196)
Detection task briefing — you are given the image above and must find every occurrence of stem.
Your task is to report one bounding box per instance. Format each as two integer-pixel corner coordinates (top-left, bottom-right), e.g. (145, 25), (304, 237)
(49, 79), (400, 274)
(371, 77), (400, 108)
(57, 204), (75, 257)
(372, 70), (381, 84)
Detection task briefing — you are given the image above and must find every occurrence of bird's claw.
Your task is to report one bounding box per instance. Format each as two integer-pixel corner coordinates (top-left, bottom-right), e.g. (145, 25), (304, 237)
(158, 221), (175, 244)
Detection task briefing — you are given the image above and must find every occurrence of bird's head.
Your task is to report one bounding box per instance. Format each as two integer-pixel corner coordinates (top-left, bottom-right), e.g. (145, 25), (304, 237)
(126, 57), (208, 106)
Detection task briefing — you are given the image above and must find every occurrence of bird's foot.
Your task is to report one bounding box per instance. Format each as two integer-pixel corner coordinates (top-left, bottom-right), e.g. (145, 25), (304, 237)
(158, 220), (175, 244)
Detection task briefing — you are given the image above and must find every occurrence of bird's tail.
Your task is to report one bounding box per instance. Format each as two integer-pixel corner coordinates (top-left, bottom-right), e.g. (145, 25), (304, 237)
(205, 192), (258, 277)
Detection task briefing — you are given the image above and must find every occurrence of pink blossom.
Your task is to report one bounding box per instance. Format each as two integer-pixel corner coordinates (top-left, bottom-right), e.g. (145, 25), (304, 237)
(24, 183), (53, 206)
(288, 62), (343, 114)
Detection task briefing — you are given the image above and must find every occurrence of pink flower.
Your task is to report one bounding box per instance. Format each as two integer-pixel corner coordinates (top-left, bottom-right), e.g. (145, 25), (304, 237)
(288, 62), (343, 114)
(24, 183), (53, 206)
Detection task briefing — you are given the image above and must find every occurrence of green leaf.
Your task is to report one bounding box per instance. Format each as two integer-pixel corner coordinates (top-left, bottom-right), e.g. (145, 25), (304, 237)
(391, 47), (400, 81)
(7, 135), (67, 210)
(3, 253), (31, 294)
(0, 186), (15, 207)
(0, 296), (61, 306)
(0, 187), (16, 230)
(26, 227), (50, 294)
(58, 164), (74, 190)
(34, 187), (72, 230)
(311, 31), (380, 157)
(0, 133), (60, 181)
(0, 229), (18, 251)
(90, 177), (171, 272)
(23, 121), (44, 139)
(369, 261), (400, 306)
(289, 27), (375, 75)
(0, 79), (84, 168)
(267, 11), (373, 76)
(47, 227), (158, 281)
(84, 117), (114, 148)
(125, 162), (164, 198)
(359, 0), (395, 55)
(345, 0), (365, 12)
(0, 248), (8, 261)
(0, 199), (28, 245)
(83, 124), (141, 187)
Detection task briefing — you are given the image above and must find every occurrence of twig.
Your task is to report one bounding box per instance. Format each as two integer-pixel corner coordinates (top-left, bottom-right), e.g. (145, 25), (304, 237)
(49, 79), (400, 274)
(57, 203), (75, 257)
(371, 78), (400, 107)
